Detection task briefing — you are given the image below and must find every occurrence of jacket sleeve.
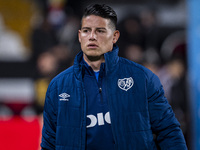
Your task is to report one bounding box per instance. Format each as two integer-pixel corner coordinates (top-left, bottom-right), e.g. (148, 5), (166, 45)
(147, 72), (187, 150)
(41, 84), (57, 150)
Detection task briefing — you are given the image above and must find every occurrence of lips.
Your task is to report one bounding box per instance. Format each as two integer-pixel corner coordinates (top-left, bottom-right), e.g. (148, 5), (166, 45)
(87, 43), (98, 48)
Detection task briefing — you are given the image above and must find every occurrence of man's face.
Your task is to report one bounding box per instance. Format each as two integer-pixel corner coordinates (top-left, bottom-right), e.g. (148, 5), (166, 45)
(78, 15), (119, 60)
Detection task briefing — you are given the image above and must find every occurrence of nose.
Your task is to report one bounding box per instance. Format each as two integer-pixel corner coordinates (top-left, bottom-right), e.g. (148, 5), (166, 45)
(89, 31), (97, 40)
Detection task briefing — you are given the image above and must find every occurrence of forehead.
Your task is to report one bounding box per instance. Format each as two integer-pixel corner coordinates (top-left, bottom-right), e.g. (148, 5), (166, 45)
(81, 15), (111, 28)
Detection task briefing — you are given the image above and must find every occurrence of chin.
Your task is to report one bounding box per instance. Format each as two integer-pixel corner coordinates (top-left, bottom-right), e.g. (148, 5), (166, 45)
(85, 53), (104, 61)
(87, 54), (101, 58)
(85, 51), (101, 57)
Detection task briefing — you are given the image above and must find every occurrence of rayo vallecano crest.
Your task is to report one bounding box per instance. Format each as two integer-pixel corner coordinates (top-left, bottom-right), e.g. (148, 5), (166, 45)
(118, 77), (134, 91)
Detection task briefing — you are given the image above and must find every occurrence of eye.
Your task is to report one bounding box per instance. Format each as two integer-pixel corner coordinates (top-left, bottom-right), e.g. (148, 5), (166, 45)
(82, 29), (89, 33)
(97, 29), (106, 33)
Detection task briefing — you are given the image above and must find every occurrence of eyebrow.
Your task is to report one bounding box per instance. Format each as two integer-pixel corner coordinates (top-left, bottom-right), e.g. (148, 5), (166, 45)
(96, 27), (107, 30)
(81, 27), (90, 30)
(81, 27), (107, 30)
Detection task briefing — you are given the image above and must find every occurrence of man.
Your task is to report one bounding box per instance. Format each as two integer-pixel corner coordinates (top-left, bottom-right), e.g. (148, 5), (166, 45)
(41, 4), (187, 150)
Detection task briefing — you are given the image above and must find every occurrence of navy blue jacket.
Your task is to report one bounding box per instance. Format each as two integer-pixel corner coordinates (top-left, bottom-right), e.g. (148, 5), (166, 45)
(41, 45), (187, 150)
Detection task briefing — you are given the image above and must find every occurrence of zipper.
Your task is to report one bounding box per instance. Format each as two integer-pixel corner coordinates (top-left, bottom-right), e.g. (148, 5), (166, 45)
(98, 86), (103, 104)
(105, 76), (118, 150)
(96, 70), (103, 104)
(81, 79), (87, 150)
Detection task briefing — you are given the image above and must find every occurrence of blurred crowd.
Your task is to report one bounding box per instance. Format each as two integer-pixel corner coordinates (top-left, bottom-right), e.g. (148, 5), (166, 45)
(0, 0), (190, 148)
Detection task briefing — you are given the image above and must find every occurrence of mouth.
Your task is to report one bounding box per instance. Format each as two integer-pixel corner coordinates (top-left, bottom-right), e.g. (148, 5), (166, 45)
(87, 43), (98, 49)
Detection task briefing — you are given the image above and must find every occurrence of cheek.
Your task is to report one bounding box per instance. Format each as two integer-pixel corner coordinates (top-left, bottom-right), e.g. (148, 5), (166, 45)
(102, 41), (113, 52)
(81, 32), (88, 37)
(79, 33), (88, 42)
(103, 36), (114, 46)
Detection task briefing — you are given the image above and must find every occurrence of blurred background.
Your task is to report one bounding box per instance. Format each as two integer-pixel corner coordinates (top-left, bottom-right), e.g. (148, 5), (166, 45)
(0, 0), (199, 149)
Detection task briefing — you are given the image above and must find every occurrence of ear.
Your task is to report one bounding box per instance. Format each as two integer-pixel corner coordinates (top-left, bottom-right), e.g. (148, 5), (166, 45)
(78, 30), (81, 43)
(112, 30), (120, 44)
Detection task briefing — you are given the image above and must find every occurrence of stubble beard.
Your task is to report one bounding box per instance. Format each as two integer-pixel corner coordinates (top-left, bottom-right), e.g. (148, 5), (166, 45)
(84, 53), (104, 62)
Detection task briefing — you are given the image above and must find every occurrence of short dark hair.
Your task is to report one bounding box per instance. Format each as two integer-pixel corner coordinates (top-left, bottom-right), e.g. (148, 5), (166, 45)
(82, 4), (117, 30)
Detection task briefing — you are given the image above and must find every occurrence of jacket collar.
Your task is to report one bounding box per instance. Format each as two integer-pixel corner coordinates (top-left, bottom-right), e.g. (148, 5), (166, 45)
(73, 44), (119, 80)
(104, 44), (119, 73)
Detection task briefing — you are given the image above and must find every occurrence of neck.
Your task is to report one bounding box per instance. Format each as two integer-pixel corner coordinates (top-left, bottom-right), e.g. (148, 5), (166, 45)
(83, 54), (105, 71)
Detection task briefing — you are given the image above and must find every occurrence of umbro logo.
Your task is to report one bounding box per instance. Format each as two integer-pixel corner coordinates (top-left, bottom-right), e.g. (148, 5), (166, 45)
(59, 93), (70, 101)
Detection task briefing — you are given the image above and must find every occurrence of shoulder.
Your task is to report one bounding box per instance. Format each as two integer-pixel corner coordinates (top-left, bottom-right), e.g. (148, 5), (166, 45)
(118, 57), (162, 89)
(118, 57), (154, 78)
(53, 66), (74, 81)
(48, 66), (75, 91)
